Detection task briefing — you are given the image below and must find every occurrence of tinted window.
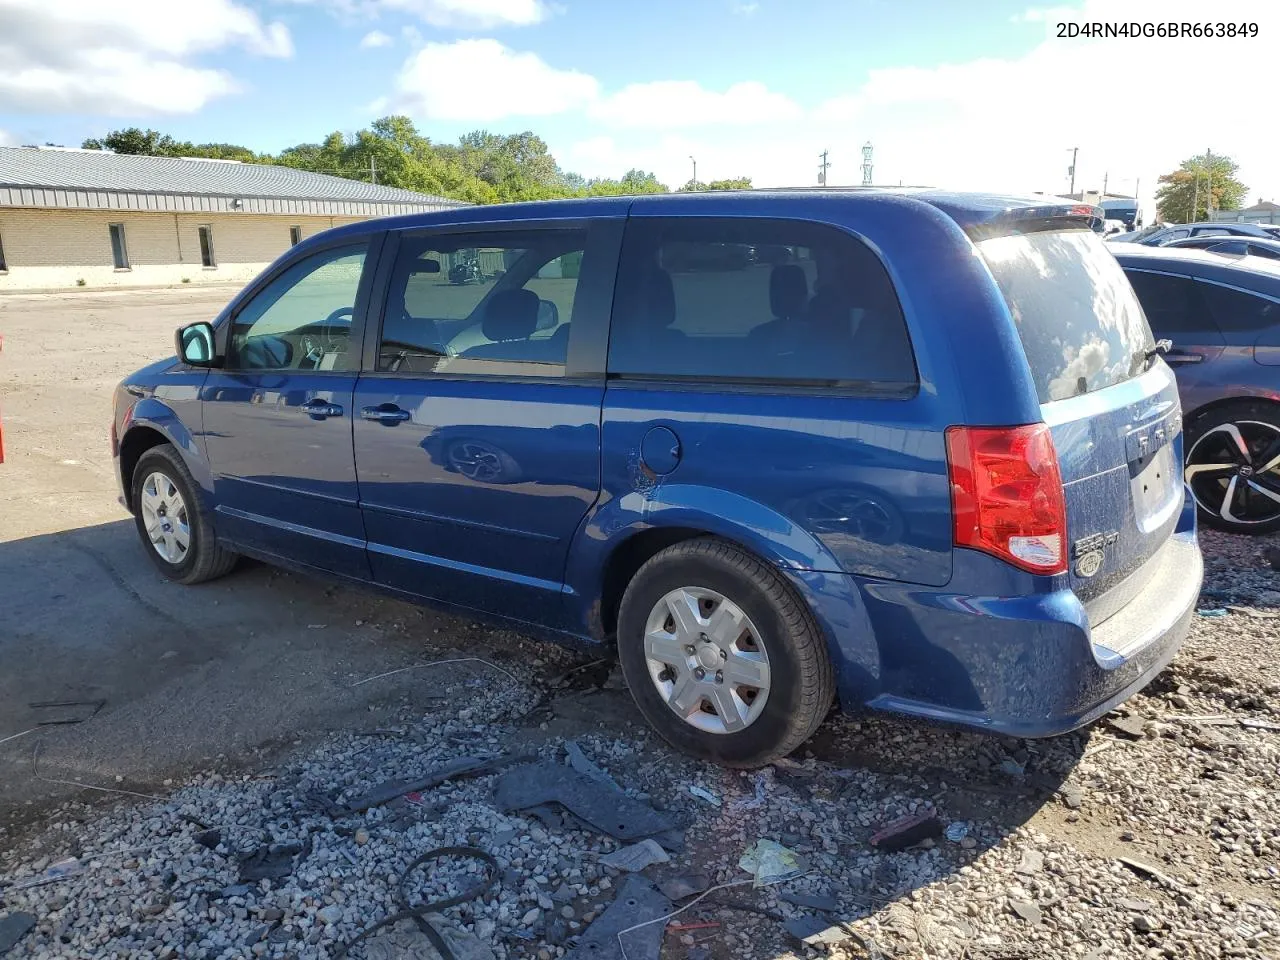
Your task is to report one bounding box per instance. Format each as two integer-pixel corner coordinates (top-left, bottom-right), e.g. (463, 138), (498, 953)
(229, 243), (367, 371)
(1246, 243), (1280, 261)
(1159, 229), (1189, 243)
(1192, 227), (1230, 237)
(980, 230), (1153, 403)
(378, 230), (585, 375)
(1124, 270), (1218, 340)
(1199, 281), (1280, 333)
(608, 217), (915, 388)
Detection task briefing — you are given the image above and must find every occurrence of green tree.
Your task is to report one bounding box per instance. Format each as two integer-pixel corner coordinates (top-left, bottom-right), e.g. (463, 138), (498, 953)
(83, 128), (186, 156)
(705, 176), (752, 191)
(1155, 152), (1247, 223)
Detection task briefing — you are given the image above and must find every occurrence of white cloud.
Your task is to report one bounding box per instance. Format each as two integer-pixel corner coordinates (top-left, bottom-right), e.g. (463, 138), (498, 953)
(732, 1), (759, 14)
(0, 0), (292, 115)
(0, 129), (15, 146)
(294, 0), (553, 29)
(391, 39), (598, 122)
(590, 80), (800, 129)
(359, 29), (393, 48)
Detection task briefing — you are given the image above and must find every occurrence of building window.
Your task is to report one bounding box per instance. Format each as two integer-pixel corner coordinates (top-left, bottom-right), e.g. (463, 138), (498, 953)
(0, 231), (7, 272)
(108, 223), (129, 270)
(198, 225), (217, 268)
(290, 225), (302, 246)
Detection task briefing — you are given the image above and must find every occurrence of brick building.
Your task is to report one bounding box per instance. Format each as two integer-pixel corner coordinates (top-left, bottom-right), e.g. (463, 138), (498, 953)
(0, 146), (464, 291)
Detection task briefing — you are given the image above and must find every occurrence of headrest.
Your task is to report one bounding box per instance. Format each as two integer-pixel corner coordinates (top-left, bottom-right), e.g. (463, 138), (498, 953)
(482, 288), (539, 342)
(769, 264), (808, 319)
(643, 267), (676, 328)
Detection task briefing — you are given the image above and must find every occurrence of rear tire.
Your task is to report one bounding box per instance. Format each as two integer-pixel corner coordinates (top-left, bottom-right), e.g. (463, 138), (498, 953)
(131, 444), (238, 584)
(1185, 401), (1280, 535)
(616, 537), (835, 767)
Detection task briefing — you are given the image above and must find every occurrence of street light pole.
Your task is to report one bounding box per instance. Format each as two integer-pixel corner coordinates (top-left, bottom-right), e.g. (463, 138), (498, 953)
(1068, 147), (1078, 197)
(689, 156), (697, 188)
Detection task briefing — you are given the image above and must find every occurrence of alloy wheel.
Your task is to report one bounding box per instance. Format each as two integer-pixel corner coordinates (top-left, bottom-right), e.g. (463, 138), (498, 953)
(1185, 420), (1280, 525)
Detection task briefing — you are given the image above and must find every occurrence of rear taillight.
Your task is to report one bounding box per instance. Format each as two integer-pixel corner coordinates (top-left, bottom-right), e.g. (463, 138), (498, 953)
(945, 423), (1067, 575)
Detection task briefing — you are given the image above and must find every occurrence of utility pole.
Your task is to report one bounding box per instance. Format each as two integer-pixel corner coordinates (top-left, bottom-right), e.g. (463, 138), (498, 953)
(861, 141), (873, 186)
(689, 155), (697, 187)
(1068, 147), (1078, 198)
(1205, 147), (1213, 219)
(1102, 171), (1108, 198)
(818, 150), (831, 186)
(1192, 168), (1200, 223)
(370, 155), (377, 185)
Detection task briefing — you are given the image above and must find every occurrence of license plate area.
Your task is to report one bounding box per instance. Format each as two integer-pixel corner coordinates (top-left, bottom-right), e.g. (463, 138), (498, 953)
(1128, 414), (1181, 531)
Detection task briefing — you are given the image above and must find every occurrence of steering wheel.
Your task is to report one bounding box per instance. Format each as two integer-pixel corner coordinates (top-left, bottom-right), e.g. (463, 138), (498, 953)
(300, 306), (354, 367)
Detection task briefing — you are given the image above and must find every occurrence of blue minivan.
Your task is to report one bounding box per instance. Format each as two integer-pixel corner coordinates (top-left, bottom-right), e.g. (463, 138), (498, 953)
(112, 191), (1201, 765)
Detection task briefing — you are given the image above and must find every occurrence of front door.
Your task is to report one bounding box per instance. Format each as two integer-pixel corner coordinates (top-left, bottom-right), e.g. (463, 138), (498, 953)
(202, 240), (375, 579)
(353, 221), (621, 626)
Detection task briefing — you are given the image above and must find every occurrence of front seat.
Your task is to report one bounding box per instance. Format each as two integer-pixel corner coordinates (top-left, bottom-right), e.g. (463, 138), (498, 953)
(462, 288), (540, 360)
(749, 264), (810, 348)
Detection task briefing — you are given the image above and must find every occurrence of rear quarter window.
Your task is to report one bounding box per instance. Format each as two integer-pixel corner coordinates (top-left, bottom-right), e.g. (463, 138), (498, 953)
(980, 229), (1154, 403)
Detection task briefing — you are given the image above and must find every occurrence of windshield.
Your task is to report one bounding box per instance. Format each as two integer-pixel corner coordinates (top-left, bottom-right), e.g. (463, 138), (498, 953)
(980, 229), (1155, 404)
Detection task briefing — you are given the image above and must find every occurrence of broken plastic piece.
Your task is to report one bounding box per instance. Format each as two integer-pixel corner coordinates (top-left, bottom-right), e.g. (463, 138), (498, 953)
(564, 740), (620, 791)
(1196, 608), (1229, 617)
(598, 839), (670, 873)
(688, 785), (721, 807)
(563, 875), (671, 960)
(9, 857), (82, 891)
(0, 912), (37, 952)
(945, 822), (969, 842)
(784, 915), (850, 946)
(334, 755), (514, 815)
(729, 772), (768, 812)
(495, 763), (678, 842)
(869, 812), (944, 852)
(738, 839), (808, 885)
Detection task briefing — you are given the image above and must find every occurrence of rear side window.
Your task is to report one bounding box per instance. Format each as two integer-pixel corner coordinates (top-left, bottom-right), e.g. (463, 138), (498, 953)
(608, 217), (915, 389)
(980, 230), (1153, 403)
(1198, 281), (1280, 333)
(1123, 270), (1219, 341)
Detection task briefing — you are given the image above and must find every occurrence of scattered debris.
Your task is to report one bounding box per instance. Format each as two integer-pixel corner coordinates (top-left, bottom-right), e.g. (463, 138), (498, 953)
(780, 891), (839, 912)
(8, 856), (82, 891)
(997, 759), (1025, 777)
(1196, 608), (1229, 618)
(194, 829), (222, 850)
(1118, 898), (1155, 912)
(1059, 784), (1083, 809)
(665, 921), (719, 933)
(1117, 856), (1180, 890)
(657, 873), (711, 901)
(333, 755), (514, 815)
(869, 812), (944, 852)
(28, 698), (106, 726)
(738, 839), (808, 885)
(1008, 899), (1043, 925)
(564, 740), (620, 790)
(495, 763), (678, 843)
(238, 841), (309, 883)
(688, 785), (721, 807)
(1227, 605), (1279, 620)
(564, 875), (670, 960)
(729, 771), (768, 812)
(1108, 714), (1148, 739)
(784, 915), (852, 946)
(0, 912), (36, 954)
(598, 839), (670, 873)
(1015, 850), (1044, 876)
(1241, 718), (1280, 732)
(945, 822), (970, 842)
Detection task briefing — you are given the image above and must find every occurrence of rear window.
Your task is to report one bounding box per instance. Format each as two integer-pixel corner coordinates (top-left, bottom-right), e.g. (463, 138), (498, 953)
(980, 229), (1154, 403)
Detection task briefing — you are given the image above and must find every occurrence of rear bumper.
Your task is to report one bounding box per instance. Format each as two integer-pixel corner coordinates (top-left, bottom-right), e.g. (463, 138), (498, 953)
(836, 499), (1201, 738)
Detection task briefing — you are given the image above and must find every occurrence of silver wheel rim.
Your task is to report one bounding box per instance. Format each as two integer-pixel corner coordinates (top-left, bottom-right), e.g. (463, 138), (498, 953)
(1185, 420), (1280, 525)
(139, 471), (191, 565)
(642, 586), (771, 735)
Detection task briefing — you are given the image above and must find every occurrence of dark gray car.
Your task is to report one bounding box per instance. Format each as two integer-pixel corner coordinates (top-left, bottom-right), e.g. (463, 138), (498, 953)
(1121, 222), (1280, 246)
(1163, 235), (1280, 261)
(1114, 246), (1280, 533)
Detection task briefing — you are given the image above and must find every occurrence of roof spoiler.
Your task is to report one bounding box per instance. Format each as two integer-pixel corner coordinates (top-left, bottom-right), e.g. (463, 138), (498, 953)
(964, 203), (1104, 241)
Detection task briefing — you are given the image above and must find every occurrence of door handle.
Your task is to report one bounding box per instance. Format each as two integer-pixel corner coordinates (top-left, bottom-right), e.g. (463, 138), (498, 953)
(1164, 351), (1204, 365)
(361, 404), (411, 424)
(300, 399), (344, 419)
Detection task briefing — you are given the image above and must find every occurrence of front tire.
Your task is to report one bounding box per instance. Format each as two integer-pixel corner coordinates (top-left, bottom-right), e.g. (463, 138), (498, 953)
(131, 444), (237, 584)
(616, 537), (835, 767)
(1185, 401), (1280, 535)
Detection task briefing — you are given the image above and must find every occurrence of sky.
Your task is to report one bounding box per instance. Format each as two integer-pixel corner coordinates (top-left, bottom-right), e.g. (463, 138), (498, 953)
(1, 0), (1277, 215)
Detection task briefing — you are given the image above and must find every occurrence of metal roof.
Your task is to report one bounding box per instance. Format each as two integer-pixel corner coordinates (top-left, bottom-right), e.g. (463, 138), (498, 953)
(0, 146), (466, 217)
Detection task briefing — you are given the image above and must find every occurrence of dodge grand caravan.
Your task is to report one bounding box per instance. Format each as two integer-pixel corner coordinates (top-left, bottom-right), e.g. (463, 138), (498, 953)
(112, 191), (1202, 766)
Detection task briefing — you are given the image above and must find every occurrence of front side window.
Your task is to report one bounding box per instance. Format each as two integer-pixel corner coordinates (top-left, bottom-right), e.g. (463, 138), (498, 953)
(1198, 281), (1280, 334)
(198, 225), (216, 268)
(980, 229), (1153, 403)
(229, 243), (367, 372)
(109, 223), (129, 269)
(607, 217), (915, 389)
(1246, 243), (1280, 261)
(377, 229), (585, 376)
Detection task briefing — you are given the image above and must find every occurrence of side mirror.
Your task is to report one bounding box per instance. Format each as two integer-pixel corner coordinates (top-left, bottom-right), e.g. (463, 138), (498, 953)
(176, 321), (217, 366)
(536, 299), (559, 331)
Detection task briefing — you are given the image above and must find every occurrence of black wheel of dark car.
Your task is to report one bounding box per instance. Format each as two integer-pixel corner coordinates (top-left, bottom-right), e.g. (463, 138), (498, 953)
(616, 537), (835, 767)
(1185, 401), (1280, 534)
(131, 444), (238, 584)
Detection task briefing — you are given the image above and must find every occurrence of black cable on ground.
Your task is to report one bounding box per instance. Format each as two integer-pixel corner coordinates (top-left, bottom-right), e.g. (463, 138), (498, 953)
(336, 846), (500, 959)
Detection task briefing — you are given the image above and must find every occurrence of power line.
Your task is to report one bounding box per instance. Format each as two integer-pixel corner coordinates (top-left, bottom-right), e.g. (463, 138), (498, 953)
(818, 150), (830, 186)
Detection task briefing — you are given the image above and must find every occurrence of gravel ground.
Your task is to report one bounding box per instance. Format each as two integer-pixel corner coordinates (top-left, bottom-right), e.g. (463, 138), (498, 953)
(1, 530), (1278, 960)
